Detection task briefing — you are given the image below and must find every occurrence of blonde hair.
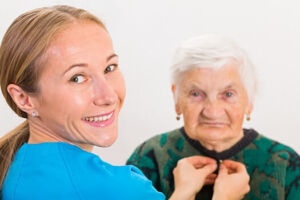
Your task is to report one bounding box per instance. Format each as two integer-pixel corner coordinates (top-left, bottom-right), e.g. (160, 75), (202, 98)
(0, 5), (106, 190)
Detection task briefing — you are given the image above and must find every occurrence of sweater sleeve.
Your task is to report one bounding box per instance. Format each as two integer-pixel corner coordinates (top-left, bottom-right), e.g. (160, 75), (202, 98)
(285, 148), (300, 200)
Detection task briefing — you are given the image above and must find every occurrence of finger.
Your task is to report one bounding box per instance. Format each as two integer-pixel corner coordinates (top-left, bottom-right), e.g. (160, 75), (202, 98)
(198, 163), (217, 176)
(226, 167), (235, 174)
(205, 175), (217, 185)
(186, 156), (216, 168)
(204, 177), (216, 185)
(174, 158), (192, 170)
(206, 173), (217, 179)
(222, 160), (246, 173)
(218, 163), (228, 177)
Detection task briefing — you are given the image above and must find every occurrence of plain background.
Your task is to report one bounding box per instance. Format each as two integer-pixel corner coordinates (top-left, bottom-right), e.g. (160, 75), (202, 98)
(0, 0), (299, 165)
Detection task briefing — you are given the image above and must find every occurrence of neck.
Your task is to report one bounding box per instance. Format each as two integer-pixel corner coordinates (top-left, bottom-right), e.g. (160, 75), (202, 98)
(27, 118), (93, 152)
(198, 130), (244, 152)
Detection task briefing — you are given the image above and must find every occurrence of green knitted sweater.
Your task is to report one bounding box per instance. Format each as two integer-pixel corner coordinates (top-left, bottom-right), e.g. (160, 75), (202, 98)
(127, 127), (300, 200)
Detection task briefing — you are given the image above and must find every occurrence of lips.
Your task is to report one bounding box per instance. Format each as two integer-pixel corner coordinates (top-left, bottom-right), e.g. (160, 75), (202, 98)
(199, 121), (229, 127)
(82, 111), (115, 127)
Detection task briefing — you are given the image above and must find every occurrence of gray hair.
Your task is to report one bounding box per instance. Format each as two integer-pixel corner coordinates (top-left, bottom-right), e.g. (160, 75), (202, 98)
(170, 34), (257, 103)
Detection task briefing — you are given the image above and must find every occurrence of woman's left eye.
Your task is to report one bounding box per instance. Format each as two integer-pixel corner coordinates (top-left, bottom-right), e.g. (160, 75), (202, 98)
(104, 64), (117, 73)
(70, 75), (86, 83)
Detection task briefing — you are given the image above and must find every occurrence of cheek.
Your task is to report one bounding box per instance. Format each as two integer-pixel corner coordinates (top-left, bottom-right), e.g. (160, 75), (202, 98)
(39, 87), (90, 117)
(227, 104), (246, 124)
(71, 92), (91, 106)
(181, 102), (201, 123)
(111, 73), (126, 103)
(118, 80), (126, 101)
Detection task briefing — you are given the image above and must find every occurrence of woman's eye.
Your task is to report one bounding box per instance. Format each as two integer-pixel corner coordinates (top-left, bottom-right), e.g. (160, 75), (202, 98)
(70, 75), (85, 83)
(189, 90), (200, 97)
(225, 91), (233, 98)
(104, 64), (117, 73)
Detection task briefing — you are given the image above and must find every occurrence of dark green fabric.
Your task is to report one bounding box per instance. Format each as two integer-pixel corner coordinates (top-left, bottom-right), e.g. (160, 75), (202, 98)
(127, 128), (300, 200)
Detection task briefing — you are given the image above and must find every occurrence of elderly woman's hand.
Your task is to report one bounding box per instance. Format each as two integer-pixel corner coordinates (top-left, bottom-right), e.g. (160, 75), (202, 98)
(169, 156), (217, 200)
(212, 160), (250, 200)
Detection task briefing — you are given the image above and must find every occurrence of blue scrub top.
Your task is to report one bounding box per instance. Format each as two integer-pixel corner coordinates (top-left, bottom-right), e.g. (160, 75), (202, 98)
(2, 142), (165, 200)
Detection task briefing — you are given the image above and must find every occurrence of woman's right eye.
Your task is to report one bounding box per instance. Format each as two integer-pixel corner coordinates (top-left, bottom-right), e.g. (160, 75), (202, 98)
(70, 75), (86, 83)
(189, 90), (200, 97)
(188, 89), (205, 101)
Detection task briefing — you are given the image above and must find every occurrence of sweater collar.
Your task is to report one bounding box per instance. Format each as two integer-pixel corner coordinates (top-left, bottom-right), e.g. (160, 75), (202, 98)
(180, 127), (258, 160)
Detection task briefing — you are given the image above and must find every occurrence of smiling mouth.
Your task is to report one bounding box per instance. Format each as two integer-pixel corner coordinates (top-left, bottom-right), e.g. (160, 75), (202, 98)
(82, 111), (114, 122)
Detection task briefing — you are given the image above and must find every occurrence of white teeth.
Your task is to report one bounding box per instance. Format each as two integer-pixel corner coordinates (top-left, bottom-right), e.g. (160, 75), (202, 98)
(84, 113), (113, 122)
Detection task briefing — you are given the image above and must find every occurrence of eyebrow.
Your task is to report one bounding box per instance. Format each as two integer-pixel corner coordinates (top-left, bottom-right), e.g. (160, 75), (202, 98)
(182, 83), (202, 93)
(183, 83), (237, 92)
(107, 53), (118, 61)
(223, 84), (237, 90)
(184, 82), (203, 90)
(63, 53), (118, 75)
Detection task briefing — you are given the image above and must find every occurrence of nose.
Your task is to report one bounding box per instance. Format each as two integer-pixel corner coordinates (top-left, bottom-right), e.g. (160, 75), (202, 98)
(93, 77), (117, 106)
(201, 98), (224, 119)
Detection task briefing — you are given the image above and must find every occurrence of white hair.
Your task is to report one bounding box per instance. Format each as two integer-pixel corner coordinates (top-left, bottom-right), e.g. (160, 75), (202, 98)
(170, 34), (257, 103)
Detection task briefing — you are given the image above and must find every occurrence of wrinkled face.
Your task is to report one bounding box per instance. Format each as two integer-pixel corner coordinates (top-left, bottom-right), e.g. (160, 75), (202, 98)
(174, 63), (252, 146)
(32, 22), (125, 148)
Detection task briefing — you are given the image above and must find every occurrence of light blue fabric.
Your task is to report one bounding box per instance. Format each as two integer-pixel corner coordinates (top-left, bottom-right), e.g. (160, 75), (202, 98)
(2, 142), (165, 200)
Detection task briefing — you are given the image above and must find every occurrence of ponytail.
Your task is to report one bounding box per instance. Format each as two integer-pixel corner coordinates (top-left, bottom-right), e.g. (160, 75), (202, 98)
(0, 120), (29, 189)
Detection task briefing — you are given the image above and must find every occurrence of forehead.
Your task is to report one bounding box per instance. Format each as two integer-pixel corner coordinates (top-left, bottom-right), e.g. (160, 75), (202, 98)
(181, 63), (244, 89)
(44, 21), (113, 65)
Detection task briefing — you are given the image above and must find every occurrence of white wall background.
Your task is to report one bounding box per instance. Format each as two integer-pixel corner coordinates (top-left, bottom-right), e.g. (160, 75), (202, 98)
(0, 0), (299, 165)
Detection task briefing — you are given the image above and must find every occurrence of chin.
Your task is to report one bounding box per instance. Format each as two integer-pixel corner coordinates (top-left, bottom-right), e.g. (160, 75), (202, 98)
(198, 128), (227, 141)
(94, 133), (118, 148)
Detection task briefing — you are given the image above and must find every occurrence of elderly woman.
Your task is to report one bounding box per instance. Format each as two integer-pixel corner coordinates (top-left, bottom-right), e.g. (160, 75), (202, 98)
(0, 6), (250, 200)
(127, 35), (300, 200)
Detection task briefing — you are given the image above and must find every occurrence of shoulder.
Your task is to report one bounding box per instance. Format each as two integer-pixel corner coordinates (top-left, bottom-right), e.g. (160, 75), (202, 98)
(127, 127), (183, 161)
(4, 142), (165, 199)
(251, 132), (299, 161)
(3, 143), (82, 199)
(137, 127), (182, 151)
(244, 130), (299, 176)
(59, 144), (165, 199)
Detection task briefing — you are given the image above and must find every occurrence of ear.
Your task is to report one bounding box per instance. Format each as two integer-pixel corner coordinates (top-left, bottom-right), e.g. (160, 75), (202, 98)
(171, 84), (181, 115)
(245, 101), (253, 116)
(171, 84), (176, 94)
(7, 84), (37, 115)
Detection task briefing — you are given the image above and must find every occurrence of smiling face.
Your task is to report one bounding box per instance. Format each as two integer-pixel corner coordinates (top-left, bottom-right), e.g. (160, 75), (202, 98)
(173, 63), (252, 151)
(29, 21), (125, 150)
